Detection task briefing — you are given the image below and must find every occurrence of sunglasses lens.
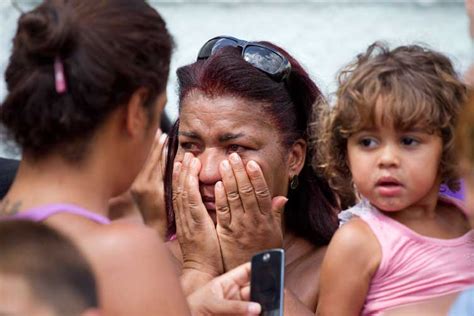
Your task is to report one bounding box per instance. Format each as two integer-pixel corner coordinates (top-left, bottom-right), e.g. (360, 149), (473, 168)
(197, 38), (220, 59)
(211, 38), (239, 54)
(197, 38), (238, 60)
(243, 45), (285, 76)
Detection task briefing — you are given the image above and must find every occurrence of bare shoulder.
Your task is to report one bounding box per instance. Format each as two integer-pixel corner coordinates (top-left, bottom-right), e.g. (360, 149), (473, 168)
(332, 217), (379, 254)
(324, 217), (381, 278)
(85, 222), (164, 256)
(76, 222), (189, 315)
(316, 218), (382, 315)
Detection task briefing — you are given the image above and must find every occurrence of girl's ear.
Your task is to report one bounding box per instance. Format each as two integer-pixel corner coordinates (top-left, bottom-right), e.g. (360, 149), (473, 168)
(288, 139), (307, 177)
(124, 87), (149, 137)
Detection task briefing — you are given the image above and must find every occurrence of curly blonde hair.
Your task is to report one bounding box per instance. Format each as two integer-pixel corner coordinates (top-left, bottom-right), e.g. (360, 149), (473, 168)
(314, 42), (466, 205)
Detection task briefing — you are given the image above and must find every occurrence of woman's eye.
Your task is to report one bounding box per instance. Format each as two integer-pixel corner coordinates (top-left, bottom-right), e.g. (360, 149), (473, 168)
(401, 137), (419, 146)
(180, 142), (200, 152)
(359, 138), (377, 148)
(227, 144), (244, 153)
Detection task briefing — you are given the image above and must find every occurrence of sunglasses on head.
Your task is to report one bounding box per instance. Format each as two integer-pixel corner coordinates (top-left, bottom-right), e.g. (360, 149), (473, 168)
(197, 36), (291, 83)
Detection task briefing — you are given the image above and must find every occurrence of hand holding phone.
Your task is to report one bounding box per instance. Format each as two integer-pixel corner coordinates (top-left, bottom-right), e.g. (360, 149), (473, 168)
(250, 249), (285, 316)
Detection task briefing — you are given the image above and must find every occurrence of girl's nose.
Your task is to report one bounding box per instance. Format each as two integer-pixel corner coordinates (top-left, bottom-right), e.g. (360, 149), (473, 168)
(378, 144), (400, 168)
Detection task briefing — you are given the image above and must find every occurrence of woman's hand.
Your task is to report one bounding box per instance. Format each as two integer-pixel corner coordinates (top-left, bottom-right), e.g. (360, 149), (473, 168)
(187, 262), (261, 316)
(173, 152), (224, 285)
(215, 153), (286, 271)
(130, 130), (168, 238)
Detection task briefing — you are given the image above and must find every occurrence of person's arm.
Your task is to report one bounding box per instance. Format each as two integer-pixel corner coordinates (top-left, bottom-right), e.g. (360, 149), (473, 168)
(316, 218), (381, 316)
(86, 223), (190, 316)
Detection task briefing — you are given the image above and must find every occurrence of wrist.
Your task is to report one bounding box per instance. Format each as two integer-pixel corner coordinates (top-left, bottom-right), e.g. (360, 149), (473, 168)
(181, 268), (216, 296)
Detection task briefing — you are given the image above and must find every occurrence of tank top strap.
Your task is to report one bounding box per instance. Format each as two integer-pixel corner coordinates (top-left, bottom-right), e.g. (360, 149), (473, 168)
(4, 203), (111, 224)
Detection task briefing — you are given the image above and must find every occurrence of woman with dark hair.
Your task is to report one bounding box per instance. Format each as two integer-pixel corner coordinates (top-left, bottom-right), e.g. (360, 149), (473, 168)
(0, 3), (260, 315)
(166, 36), (339, 313)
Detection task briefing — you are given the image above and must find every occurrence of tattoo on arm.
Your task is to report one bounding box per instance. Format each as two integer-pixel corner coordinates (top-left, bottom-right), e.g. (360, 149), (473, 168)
(0, 199), (22, 217)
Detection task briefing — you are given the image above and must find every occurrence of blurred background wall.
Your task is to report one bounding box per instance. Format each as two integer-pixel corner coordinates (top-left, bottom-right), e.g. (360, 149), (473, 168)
(0, 0), (469, 157)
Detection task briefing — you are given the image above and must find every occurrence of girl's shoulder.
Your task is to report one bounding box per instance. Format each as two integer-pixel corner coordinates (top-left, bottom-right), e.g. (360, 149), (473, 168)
(329, 216), (382, 271)
(320, 217), (382, 296)
(338, 199), (378, 225)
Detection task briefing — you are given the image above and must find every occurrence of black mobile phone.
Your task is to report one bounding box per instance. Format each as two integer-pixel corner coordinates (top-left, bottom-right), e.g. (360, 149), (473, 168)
(250, 248), (285, 316)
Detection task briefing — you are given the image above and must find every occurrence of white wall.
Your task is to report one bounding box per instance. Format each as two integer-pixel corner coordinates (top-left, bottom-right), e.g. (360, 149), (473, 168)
(0, 1), (469, 157)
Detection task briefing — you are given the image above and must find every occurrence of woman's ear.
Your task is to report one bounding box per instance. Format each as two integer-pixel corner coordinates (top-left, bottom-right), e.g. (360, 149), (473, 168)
(288, 139), (307, 177)
(124, 87), (150, 137)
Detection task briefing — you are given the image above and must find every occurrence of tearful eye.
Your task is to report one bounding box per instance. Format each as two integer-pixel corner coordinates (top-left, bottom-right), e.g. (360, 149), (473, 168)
(227, 144), (244, 154)
(228, 144), (241, 152)
(180, 142), (200, 153)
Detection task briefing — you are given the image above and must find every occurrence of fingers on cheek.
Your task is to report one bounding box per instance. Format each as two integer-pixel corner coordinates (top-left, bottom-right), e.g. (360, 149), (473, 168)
(246, 160), (263, 181)
(173, 162), (181, 187)
(219, 159), (234, 184)
(186, 171), (199, 197)
(215, 181), (227, 204)
(189, 157), (201, 177)
(172, 162), (183, 212)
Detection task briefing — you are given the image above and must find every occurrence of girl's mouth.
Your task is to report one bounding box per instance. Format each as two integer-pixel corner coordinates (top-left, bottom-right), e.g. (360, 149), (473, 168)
(376, 177), (403, 197)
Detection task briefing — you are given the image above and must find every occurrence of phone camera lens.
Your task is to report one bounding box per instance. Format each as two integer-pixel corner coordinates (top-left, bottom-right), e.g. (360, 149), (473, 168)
(263, 253), (271, 262)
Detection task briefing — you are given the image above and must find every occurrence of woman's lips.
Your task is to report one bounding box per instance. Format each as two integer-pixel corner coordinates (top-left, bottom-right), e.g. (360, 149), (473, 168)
(203, 201), (215, 210)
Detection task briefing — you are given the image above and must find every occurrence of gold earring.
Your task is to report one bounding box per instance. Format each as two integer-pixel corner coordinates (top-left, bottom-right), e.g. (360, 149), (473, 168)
(290, 175), (299, 190)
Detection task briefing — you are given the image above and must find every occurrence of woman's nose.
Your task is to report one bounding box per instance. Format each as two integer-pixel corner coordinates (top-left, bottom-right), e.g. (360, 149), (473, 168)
(198, 149), (224, 185)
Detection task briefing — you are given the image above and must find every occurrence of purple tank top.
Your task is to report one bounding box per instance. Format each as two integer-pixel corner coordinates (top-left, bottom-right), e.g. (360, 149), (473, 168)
(2, 203), (110, 225)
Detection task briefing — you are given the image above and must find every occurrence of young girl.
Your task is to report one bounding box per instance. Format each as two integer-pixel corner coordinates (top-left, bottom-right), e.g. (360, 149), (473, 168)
(315, 42), (474, 315)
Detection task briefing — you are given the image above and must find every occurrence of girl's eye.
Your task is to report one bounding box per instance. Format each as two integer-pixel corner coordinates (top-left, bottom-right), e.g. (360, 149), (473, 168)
(401, 137), (419, 146)
(359, 137), (378, 148)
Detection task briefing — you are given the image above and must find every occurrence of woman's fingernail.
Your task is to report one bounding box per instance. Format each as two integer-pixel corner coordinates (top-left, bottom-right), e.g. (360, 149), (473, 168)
(183, 152), (190, 164)
(191, 158), (198, 168)
(248, 302), (261, 314)
(247, 160), (258, 171)
(229, 152), (240, 163)
(174, 162), (181, 172)
(215, 181), (223, 190)
(221, 160), (230, 170)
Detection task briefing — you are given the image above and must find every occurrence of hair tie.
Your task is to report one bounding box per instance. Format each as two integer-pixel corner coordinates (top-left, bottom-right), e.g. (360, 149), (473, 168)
(54, 57), (67, 94)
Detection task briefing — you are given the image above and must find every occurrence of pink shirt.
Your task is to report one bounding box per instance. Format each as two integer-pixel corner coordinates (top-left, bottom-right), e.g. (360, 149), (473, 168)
(339, 196), (474, 315)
